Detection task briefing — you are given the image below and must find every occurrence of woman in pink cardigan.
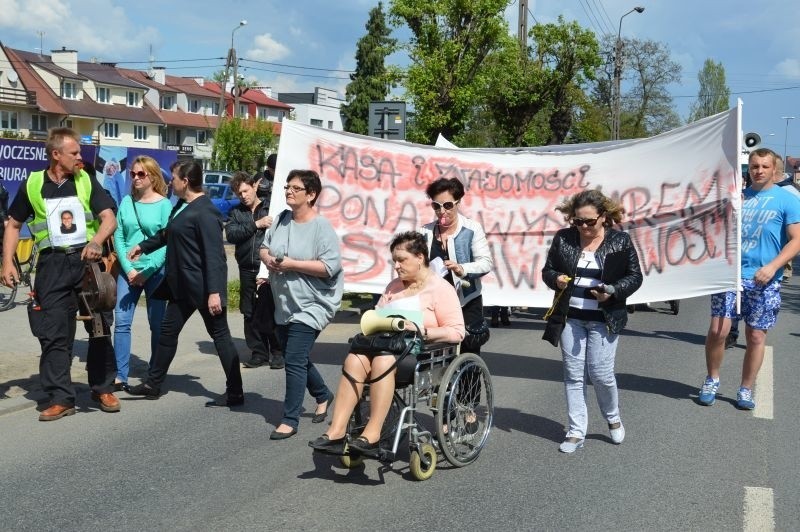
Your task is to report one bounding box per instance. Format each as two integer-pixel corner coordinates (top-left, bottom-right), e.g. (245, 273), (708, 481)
(309, 231), (465, 454)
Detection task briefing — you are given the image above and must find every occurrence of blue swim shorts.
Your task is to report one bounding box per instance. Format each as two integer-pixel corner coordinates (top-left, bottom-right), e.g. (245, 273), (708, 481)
(710, 279), (781, 330)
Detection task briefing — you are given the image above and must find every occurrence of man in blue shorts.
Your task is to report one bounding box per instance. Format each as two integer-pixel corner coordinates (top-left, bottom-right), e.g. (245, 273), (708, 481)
(699, 148), (800, 409)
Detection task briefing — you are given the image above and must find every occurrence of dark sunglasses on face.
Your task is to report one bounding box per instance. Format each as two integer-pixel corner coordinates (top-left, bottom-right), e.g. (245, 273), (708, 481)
(431, 200), (459, 211)
(130, 171), (148, 179)
(572, 216), (600, 227)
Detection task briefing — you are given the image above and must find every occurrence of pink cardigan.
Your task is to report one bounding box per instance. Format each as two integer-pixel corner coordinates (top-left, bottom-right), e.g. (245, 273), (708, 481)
(377, 274), (465, 343)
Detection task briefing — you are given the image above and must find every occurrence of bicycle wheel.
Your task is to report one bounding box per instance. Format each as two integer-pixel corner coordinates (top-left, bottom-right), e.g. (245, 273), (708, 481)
(0, 255), (19, 311)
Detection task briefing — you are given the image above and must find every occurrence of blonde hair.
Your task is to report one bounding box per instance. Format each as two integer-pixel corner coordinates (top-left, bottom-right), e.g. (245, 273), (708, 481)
(129, 155), (168, 197)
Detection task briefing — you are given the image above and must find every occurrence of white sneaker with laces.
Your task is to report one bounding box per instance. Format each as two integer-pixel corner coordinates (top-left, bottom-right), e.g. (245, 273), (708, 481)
(609, 422), (625, 444)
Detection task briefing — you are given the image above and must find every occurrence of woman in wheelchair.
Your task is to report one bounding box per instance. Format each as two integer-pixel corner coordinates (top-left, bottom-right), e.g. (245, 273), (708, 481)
(310, 231), (465, 454)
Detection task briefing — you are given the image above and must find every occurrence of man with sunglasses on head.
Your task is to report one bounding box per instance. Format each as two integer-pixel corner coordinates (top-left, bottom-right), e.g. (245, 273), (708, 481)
(699, 148), (800, 410)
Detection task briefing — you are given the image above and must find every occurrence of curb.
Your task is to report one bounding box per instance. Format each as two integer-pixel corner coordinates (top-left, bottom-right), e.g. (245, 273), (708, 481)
(0, 390), (47, 417)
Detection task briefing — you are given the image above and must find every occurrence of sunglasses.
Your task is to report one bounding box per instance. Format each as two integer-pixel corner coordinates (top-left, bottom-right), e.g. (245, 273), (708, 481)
(571, 216), (600, 227)
(431, 200), (459, 211)
(130, 171), (149, 179)
(283, 185), (306, 193)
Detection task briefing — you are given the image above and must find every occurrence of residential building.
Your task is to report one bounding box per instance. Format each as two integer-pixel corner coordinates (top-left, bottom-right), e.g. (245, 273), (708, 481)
(203, 83), (291, 135)
(277, 87), (343, 131)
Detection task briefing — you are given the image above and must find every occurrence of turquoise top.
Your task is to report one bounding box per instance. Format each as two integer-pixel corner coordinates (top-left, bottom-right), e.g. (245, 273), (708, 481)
(114, 195), (172, 279)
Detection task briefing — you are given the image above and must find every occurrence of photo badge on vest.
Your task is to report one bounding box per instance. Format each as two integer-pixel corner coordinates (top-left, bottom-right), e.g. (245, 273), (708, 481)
(46, 196), (87, 248)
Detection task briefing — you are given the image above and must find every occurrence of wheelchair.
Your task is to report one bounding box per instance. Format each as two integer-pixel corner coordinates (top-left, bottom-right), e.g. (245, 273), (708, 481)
(335, 342), (493, 481)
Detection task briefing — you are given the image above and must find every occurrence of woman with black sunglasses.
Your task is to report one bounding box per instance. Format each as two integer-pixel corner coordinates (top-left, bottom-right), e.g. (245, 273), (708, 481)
(419, 177), (492, 354)
(541, 189), (642, 454)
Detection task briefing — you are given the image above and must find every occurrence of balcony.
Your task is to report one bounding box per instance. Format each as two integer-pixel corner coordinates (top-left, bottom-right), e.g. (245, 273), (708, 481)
(0, 86), (37, 106)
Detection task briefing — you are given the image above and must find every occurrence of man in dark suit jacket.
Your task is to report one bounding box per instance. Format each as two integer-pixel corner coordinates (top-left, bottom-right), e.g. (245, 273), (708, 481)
(126, 161), (243, 407)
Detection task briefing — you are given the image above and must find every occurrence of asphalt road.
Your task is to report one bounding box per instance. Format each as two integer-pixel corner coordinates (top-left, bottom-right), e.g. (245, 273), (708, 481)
(1, 280), (798, 531)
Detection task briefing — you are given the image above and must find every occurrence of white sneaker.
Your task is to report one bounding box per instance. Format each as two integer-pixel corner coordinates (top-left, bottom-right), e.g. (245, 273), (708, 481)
(559, 437), (584, 453)
(609, 422), (625, 444)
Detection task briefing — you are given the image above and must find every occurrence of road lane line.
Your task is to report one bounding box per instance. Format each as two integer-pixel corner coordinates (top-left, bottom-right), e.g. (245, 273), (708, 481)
(743, 486), (774, 531)
(754, 346), (773, 420)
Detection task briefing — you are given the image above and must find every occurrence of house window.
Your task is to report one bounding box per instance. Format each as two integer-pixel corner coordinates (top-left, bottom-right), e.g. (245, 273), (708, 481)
(62, 81), (77, 99)
(211, 101), (220, 115)
(133, 125), (147, 140)
(175, 129), (182, 144)
(1, 110), (19, 130)
(190, 99), (200, 113)
(197, 130), (208, 144)
(160, 94), (174, 110)
(238, 104), (248, 118)
(97, 87), (110, 103)
(328, 120), (334, 129)
(31, 114), (47, 131)
(103, 122), (119, 138)
(160, 127), (167, 143)
(127, 91), (140, 107)
(65, 119), (73, 129)
(258, 108), (268, 120)
(310, 119), (323, 127)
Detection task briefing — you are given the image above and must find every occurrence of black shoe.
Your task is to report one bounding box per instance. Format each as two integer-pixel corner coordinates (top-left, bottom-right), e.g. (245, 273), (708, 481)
(349, 436), (379, 453)
(127, 383), (160, 399)
(724, 333), (737, 349)
(205, 392), (244, 408)
(243, 356), (268, 368)
(309, 434), (346, 453)
(500, 313), (511, 327)
(270, 428), (297, 440)
(269, 354), (285, 369)
(113, 382), (130, 393)
(312, 394), (334, 424)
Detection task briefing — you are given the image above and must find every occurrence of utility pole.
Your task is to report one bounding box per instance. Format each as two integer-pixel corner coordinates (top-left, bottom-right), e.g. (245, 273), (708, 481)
(612, 7), (644, 140)
(518, 0), (528, 50)
(782, 116), (795, 166)
(217, 53), (230, 120)
(230, 20), (247, 119)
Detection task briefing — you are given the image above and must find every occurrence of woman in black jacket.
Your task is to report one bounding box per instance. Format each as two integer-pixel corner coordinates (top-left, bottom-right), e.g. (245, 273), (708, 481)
(127, 161), (243, 407)
(542, 189), (642, 453)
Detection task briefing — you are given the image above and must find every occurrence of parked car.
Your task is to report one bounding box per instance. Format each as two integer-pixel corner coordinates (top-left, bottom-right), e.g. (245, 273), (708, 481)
(204, 183), (240, 220)
(203, 171), (233, 185)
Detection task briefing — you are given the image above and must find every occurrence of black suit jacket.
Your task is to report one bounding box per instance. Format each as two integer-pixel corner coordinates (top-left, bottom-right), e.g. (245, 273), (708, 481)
(140, 195), (228, 308)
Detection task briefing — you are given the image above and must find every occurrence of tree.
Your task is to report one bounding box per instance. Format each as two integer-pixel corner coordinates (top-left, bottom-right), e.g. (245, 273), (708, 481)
(483, 16), (601, 146)
(210, 69), (258, 89)
(688, 58), (730, 122)
(390, 0), (510, 144)
(580, 37), (682, 139)
(211, 117), (275, 173)
(341, 2), (398, 135)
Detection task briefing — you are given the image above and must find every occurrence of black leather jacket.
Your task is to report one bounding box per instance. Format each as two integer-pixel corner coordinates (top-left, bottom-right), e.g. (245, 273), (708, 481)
(225, 200), (270, 271)
(542, 226), (643, 334)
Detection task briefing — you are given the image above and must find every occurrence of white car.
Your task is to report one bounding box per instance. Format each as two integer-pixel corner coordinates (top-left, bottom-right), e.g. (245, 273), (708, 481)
(203, 171), (232, 185)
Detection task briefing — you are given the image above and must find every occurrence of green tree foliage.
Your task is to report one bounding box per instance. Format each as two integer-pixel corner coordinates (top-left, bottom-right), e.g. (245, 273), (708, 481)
(483, 16), (601, 147)
(579, 36), (681, 140)
(688, 58), (730, 122)
(211, 117), (275, 173)
(389, 0), (510, 144)
(342, 2), (398, 135)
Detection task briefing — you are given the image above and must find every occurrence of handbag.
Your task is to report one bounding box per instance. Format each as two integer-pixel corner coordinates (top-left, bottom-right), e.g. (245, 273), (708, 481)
(461, 318), (490, 353)
(100, 236), (121, 278)
(346, 326), (423, 385)
(542, 314), (566, 347)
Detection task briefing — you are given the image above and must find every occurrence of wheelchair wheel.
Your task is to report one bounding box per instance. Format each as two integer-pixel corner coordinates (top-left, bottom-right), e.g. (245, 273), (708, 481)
(409, 443), (437, 481)
(340, 447), (364, 469)
(435, 353), (493, 467)
(347, 389), (405, 452)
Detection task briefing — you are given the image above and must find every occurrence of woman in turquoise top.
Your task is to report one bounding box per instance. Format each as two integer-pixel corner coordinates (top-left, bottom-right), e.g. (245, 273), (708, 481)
(112, 156), (172, 390)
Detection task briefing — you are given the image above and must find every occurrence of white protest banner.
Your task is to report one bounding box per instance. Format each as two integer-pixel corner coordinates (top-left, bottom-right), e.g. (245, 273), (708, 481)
(271, 105), (741, 307)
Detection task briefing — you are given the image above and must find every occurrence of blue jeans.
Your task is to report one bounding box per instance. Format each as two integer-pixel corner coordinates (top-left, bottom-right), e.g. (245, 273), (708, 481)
(113, 269), (167, 383)
(560, 318), (621, 440)
(276, 322), (330, 430)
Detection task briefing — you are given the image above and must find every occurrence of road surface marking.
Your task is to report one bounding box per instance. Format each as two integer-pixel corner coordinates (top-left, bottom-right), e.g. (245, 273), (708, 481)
(743, 486), (774, 531)
(754, 346), (773, 420)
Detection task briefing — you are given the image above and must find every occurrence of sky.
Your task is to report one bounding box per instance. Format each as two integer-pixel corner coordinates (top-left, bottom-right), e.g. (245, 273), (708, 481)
(1, 0), (799, 157)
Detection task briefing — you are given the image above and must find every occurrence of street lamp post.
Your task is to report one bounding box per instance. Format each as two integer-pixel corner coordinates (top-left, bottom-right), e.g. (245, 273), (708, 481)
(782, 116), (795, 167)
(231, 20), (247, 118)
(217, 20), (247, 120)
(612, 6), (644, 141)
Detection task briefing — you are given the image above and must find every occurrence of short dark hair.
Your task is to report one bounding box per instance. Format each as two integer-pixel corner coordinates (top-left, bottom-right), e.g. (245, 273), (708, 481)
(425, 177), (465, 201)
(286, 169), (322, 206)
(389, 231), (430, 266)
(230, 171), (259, 194)
(178, 161), (204, 190)
(266, 153), (277, 170)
